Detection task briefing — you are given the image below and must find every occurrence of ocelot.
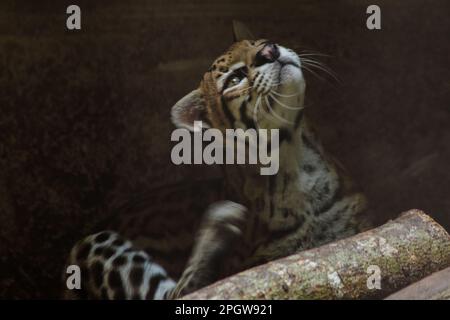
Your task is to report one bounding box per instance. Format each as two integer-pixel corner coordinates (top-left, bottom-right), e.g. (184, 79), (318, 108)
(63, 22), (370, 300)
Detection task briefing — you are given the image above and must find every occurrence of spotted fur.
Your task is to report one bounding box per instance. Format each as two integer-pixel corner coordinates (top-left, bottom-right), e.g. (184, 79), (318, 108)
(64, 201), (246, 299)
(64, 231), (176, 300)
(63, 22), (370, 299)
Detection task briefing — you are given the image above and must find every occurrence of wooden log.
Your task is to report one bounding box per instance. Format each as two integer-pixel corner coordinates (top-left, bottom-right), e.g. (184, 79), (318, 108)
(182, 209), (450, 299)
(385, 266), (450, 300)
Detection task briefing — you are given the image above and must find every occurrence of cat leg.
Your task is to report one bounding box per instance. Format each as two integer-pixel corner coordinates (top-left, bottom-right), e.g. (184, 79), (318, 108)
(168, 201), (247, 298)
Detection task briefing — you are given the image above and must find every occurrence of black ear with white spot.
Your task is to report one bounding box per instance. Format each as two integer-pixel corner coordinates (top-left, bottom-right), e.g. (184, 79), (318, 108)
(171, 89), (210, 131)
(232, 20), (255, 42)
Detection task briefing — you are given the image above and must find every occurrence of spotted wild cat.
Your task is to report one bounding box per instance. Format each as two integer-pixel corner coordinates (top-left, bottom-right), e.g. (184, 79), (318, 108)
(63, 22), (370, 300)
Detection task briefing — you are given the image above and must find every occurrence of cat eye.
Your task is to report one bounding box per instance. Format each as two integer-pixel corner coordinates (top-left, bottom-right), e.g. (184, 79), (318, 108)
(224, 67), (248, 89)
(229, 76), (241, 86)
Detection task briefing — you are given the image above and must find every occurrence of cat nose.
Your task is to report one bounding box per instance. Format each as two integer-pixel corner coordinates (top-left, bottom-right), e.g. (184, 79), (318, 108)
(255, 42), (280, 66)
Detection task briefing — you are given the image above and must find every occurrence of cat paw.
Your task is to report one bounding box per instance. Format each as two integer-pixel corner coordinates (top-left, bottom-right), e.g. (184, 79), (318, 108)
(205, 201), (248, 237)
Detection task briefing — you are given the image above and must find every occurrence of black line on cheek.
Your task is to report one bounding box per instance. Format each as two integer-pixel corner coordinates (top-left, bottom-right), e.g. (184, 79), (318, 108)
(221, 96), (236, 127)
(239, 101), (256, 130)
(279, 128), (292, 145)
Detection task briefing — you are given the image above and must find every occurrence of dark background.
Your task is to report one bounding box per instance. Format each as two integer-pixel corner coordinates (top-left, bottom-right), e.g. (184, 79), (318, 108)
(0, 0), (449, 299)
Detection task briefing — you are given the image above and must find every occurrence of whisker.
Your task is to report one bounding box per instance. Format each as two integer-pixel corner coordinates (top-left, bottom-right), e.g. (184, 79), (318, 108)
(301, 64), (327, 82)
(264, 96), (294, 124)
(300, 58), (329, 67)
(300, 58), (334, 71)
(301, 58), (335, 72)
(253, 95), (262, 129)
(298, 53), (330, 57)
(269, 81), (284, 87)
(269, 92), (303, 110)
(256, 95), (275, 129)
(302, 62), (340, 83)
(297, 49), (331, 57)
(270, 90), (299, 98)
(300, 57), (341, 84)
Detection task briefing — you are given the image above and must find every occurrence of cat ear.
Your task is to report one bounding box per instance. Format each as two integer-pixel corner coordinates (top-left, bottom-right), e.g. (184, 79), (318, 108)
(232, 20), (255, 42)
(171, 89), (210, 131)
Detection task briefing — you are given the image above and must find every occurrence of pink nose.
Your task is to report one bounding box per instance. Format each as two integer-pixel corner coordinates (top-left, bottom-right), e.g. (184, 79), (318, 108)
(261, 43), (280, 60)
(255, 42), (280, 66)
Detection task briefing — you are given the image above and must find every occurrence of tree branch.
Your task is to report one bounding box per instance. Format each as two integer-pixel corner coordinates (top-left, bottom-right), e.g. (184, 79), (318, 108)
(182, 209), (450, 299)
(385, 266), (450, 300)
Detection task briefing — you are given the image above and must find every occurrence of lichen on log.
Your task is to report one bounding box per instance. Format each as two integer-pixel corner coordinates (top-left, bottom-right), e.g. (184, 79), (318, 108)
(182, 209), (450, 299)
